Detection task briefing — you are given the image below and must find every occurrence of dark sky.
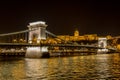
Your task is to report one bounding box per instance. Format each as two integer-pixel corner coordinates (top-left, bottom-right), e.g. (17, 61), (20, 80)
(0, 0), (120, 36)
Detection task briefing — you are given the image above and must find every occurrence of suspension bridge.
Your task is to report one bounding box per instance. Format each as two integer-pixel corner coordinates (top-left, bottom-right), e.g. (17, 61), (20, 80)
(0, 21), (118, 58)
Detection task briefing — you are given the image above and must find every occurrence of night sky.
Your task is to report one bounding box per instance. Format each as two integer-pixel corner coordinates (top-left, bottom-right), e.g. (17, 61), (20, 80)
(0, 0), (120, 36)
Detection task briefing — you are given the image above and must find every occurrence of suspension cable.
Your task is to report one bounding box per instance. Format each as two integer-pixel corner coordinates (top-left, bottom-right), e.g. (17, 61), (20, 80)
(0, 30), (29, 36)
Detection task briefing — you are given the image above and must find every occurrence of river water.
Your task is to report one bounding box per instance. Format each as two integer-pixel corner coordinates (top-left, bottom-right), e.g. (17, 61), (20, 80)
(0, 53), (120, 80)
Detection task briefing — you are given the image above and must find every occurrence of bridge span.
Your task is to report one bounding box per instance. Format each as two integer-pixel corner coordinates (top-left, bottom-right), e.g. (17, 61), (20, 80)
(0, 21), (118, 58)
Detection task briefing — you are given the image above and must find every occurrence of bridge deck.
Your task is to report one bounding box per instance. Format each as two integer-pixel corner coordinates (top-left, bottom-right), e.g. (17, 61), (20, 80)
(0, 43), (116, 51)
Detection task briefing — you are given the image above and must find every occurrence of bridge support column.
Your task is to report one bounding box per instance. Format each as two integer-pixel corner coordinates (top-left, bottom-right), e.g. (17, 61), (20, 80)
(26, 21), (49, 58)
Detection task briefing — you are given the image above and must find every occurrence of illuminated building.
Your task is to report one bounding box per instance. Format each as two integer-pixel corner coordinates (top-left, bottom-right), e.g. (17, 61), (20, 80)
(106, 35), (112, 40)
(117, 44), (120, 50)
(56, 30), (98, 42)
(45, 29), (113, 45)
(74, 29), (79, 36)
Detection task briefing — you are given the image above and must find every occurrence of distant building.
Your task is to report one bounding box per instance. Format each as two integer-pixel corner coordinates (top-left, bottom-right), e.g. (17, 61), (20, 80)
(45, 29), (111, 44)
(57, 30), (98, 41)
(74, 29), (79, 36)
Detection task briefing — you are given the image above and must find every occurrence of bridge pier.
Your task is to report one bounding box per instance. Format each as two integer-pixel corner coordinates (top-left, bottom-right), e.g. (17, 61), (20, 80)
(26, 46), (49, 58)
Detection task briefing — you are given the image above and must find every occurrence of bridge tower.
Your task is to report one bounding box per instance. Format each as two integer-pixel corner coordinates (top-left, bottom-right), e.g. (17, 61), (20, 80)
(98, 38), (108, 52)
(28, 21), (47, 44)
(26, 21), (49, 58)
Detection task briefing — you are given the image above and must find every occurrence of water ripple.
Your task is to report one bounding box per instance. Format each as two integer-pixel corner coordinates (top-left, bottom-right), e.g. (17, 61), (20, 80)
(0, 53), (120, 79)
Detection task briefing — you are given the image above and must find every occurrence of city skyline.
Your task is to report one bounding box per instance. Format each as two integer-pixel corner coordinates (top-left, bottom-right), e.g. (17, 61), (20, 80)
(0, 1), (120, 36)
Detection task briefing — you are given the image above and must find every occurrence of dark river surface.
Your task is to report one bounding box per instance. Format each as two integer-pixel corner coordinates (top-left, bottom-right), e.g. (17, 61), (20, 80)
(0, 53), (120, 80)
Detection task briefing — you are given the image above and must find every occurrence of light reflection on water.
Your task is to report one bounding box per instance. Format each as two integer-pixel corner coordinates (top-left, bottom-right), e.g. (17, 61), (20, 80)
(0, 53), (120, 80)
